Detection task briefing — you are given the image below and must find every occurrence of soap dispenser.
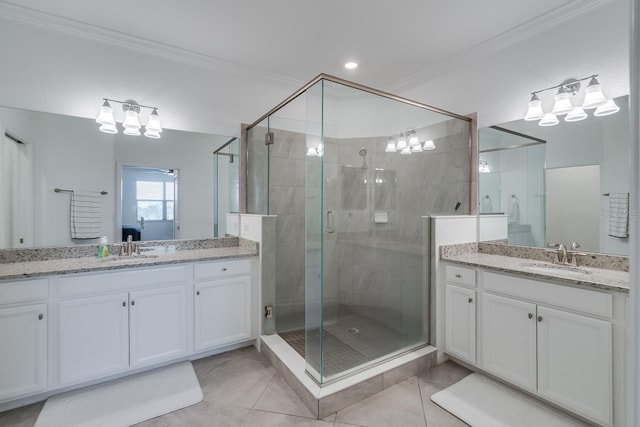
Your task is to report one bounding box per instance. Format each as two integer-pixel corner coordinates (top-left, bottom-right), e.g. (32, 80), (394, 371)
(98, 236), (109, 258)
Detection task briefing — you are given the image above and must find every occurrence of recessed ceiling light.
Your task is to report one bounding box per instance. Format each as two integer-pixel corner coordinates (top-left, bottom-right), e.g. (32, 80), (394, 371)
(344, 62), (358, 70)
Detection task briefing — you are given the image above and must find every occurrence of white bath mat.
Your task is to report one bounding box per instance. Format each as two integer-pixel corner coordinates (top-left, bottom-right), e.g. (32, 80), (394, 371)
(431, 373), (588, 427)
(35, 361), (203, 427)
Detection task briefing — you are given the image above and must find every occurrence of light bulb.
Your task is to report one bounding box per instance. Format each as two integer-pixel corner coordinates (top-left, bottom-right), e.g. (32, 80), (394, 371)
(538, 113), (559, 127)
(594, 99), (620, 116)
(564, 106), (588, 122)
(385, 138), (397, 153)
(123, 109), (141, 130)
(96, 100), (115, 125)
(423, 139), (436, 150)
(146, 108), (163, 133)
(99, 123), (117, 134)
(551, 87), (573, 115)
(582, 77), (607, 109)
(396, 134), (407, 150)
(524, 94), (544, 121)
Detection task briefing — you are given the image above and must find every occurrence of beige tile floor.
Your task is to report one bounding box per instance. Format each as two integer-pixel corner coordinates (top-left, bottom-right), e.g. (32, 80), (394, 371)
(0, 347), (472, 427)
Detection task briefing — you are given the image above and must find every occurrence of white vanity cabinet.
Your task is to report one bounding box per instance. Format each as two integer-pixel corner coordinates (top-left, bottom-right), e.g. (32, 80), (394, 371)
(445, 265), (618, 426)
(194, 259), (252, 352)
(56, 265), (189, 387)
(0, 279), (48, 402)
(444, 265), (476, 364)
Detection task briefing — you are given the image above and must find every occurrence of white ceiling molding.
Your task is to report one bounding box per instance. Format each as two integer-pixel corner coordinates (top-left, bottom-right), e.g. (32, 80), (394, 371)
(0, 2), (304, 92)
(387, 0), (612, 93)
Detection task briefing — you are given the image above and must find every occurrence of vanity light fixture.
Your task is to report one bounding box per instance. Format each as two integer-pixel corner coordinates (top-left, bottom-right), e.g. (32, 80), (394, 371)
(523, 74), (619, 126)
(384, 130), (436, 154)
(96, 98), (163, 138)
(479, 160), (491, 173)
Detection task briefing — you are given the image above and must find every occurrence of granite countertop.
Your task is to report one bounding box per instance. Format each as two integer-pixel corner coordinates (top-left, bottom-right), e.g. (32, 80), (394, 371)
(0, 245), (257, 281)
(442, 251), (629, 293)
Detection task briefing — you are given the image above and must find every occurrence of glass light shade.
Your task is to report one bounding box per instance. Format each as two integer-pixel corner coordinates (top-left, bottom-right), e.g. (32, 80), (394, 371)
(411, 144), (423, 153)
(582, 77), (607, 109)
(316, 144), (324, 157)
(539, 113), (559, 127)
(144, 129), (161, 139)
(408, 133), (420, 147)
(400, 146), (411, 155)
(423, 139), (436, 150)
(306, 147), (318, 157)
(385, 139), (397, 152)
(594, 99), (620, 116)
(96, 101), (115, 125)
(396, 134), (407, 150)
(99, 123), (117, 134)
(122, 110), (141, 130)
(524, 94), (544, 121)
(123, 127), (141, 136)
(564, 106), (588, 122)
(551, 89), (573, 115)
(146, 109), (163, 132)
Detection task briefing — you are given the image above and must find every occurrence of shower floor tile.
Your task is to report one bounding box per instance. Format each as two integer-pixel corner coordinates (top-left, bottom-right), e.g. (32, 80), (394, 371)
(279, 307), (412, 380)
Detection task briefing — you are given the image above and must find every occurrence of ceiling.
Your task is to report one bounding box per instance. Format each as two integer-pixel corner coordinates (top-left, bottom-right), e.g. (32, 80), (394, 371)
(0, 0), (618, 135)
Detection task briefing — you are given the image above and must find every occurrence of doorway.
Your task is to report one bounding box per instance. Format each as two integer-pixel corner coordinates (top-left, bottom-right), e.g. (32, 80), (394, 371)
(0, 130), (30, 248)
(121, 166), (179, 242)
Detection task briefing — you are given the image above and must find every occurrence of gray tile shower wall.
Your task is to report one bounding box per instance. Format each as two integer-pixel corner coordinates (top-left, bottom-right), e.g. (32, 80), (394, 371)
(268, 120), (470, 334)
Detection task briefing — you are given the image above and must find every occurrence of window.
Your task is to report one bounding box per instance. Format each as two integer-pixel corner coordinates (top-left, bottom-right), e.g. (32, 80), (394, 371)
(136, 181), (174, 220)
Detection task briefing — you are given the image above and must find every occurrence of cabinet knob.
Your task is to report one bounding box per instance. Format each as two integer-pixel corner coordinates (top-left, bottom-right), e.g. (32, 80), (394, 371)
(222, 267), (228, 272)
(38, 313), (44, 320)
(131, 300), (135, 306)
(122, 301), (127, 307)
(528, 313), (533, 319)
(538, 316), (543, 322)
(455, 274), (462, 278)
(196, 291), (200, 296)
(468, 297), (473, 303)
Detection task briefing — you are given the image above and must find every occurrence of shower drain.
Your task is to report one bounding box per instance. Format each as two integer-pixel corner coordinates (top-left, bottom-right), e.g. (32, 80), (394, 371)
(346, 327), (360, 335)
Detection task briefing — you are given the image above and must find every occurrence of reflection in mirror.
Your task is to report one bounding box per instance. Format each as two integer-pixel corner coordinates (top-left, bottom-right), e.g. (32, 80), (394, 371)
(478, 95), (629, 255)
(121, 166), (179, 242)
(213, 138), (240, 237)
(479, 127), (546, 247)
(0, 105), (234, 249)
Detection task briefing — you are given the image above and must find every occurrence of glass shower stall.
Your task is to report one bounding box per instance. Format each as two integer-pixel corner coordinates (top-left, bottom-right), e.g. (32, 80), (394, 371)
(246, 75), (471, 384)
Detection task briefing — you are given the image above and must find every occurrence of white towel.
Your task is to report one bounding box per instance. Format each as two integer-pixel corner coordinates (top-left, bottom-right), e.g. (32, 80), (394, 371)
(70, 190), (102, 239)
(607, 193), (629, 238)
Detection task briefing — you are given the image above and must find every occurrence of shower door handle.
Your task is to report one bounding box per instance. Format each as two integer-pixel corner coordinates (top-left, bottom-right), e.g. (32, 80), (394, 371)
(326, 210), (335, 234)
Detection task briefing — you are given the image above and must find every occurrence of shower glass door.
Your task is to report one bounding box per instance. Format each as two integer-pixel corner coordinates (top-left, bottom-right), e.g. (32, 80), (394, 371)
(304, 77), (472, 384)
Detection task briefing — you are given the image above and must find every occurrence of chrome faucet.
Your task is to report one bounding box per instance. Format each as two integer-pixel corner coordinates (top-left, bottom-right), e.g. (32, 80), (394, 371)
(557, 243), (568, 264)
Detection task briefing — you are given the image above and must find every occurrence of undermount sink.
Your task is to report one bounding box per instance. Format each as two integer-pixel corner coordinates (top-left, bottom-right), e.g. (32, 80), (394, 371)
(520, 262), (591, 276)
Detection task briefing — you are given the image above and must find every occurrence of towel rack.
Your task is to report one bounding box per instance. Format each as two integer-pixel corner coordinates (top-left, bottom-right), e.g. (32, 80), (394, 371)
(55, 188), (108, 195)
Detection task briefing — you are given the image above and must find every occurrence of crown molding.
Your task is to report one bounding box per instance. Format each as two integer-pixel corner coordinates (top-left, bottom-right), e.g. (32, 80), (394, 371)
(386, 0), (613, 93)
(0, 2), (304, 91)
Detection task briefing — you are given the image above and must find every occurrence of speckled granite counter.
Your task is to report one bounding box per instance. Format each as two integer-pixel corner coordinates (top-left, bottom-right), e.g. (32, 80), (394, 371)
(442, 250), (629, 293)
(0, 241), (258, 281)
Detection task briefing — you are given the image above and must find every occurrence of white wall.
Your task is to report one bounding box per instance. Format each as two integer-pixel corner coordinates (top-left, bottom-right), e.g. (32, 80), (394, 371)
(400, 0), (630, 129)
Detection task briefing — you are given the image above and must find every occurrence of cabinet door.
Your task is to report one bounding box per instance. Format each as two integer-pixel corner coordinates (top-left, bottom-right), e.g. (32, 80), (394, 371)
(537, 305), (612, 426)
(58, 293), (129, 386)
(0, 304), (47, 401)
(480, 293), (537, 392)
(130, 284), (188, 368)
(195, 276), (251, 351)
(444, 284), (476, 364)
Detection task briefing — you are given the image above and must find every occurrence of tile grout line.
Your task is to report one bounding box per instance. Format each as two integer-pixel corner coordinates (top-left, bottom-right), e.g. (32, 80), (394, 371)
(417, 376), (430, 427)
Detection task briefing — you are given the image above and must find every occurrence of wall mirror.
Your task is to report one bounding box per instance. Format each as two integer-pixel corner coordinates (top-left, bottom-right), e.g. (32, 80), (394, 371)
(0, 105), (236, 249)
(478, 94), (629, 256)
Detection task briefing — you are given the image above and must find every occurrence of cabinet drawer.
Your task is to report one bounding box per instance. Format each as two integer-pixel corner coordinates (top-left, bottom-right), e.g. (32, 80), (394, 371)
(482, 270), (612, 318)
(57, 265), (187, 298)
(445, 265), (476, 287)
(0, 279), (48, 305)
(194, 258), (250, 281)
